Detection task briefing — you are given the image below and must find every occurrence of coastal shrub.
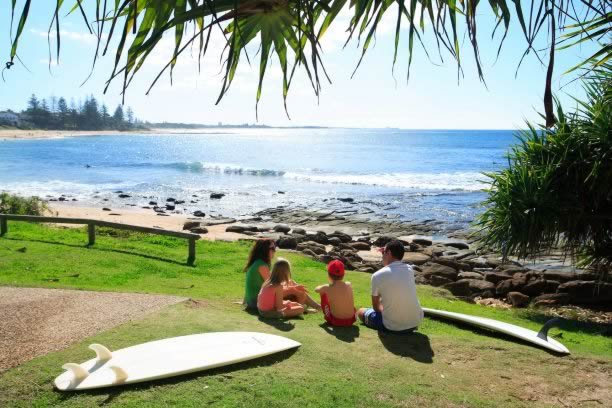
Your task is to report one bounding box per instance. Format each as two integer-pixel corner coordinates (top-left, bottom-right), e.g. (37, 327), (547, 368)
(477, 65), (611, 276)
(0, 193), (49, 216)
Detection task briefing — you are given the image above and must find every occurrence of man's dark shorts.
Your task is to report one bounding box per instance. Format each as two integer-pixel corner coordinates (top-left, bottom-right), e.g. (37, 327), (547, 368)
(363, 308), (416, 333)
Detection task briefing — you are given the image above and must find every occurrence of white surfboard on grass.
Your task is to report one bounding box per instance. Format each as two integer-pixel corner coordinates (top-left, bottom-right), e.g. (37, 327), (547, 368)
(55, 332), (301, 391)
(423, 307), (569, 354)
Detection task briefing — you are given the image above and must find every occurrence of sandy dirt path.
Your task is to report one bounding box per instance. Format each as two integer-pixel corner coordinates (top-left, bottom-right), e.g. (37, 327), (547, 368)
(0, 287), (187, 372)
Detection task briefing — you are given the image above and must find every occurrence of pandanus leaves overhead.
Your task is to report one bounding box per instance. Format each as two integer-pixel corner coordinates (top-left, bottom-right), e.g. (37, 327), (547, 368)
(4, 0), (611, 122)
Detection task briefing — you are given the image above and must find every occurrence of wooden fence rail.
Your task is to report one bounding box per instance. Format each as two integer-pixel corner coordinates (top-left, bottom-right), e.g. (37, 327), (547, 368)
(0, 214), (201, 265)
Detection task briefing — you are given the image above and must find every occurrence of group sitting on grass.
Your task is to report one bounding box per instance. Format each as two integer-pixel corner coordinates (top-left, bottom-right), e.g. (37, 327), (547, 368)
(244, 238), (424, 333)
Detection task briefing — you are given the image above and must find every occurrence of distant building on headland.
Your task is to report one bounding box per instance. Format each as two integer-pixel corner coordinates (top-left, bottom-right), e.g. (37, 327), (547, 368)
(0, 110), (22, 127)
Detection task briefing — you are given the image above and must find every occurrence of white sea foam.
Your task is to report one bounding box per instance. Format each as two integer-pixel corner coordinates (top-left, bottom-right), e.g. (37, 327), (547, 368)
(0, 180), (132, 198)
(282, 171), (486, 191)
(130, 161), (485, 191)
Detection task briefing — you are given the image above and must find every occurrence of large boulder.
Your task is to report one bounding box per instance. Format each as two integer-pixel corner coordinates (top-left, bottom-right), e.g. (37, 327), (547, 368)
(202, 218), (237, 226)
(190, 226), (208, 234)
(276, 236), (298, 250)
(273, 224), (291, 234)
(349, 241), (371, 251)
(435, 240), (470, 250)
(462, 279), (495, 295)
(421, 262), (458, 281)
(210, 193), (225, 199)
(442, 280), (472, 297)
(340, 249), (363, 263)
(428, 275), (455, 287)
(226, 225), (246, 233)
(328, 237), (343, 246)
(357, 264), (378, 273)
(496, 273), (528, 296)
(183, 221), (201, 231)
(193, 210), (206, 217)
(542, 270), (576, 282)
(507, 292), (530, 308)
(432, 257), (472, 271)
(483, 271), (513, 284)
(522, 279), (547, 296)
(305, 231), (329, 245)
(402, 252), (431, 266)
(329, 231), (352, 243)
(292, 227), (306, 235)
(557, 280), (612, 304)
(289, 233), (308, 244)
(401, 235), (432, 246)
(297, 241), (326, 255)
(372, 235), (397, 247)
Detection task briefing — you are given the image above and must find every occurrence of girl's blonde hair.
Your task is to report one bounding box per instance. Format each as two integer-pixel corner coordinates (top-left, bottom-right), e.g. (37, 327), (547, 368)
(266, 258), (291, 286)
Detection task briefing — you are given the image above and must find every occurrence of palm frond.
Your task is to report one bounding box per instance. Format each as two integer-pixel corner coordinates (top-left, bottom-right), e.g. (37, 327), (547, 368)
(4, 0), (611, 121)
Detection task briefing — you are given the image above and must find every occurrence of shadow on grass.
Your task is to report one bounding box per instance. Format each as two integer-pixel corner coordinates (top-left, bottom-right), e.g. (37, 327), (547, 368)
(55, 348), (299, 406)
(3, 237), (189, 267)
(425, 315), (572, 356)
(319, 323), (360, 343)
(518, 309), (612, 337)
(242, 306), (297, 332)
(377, 331), (434, 363)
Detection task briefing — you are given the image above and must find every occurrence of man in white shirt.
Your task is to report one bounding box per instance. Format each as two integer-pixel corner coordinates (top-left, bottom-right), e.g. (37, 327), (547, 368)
(357, 240), (424, 332)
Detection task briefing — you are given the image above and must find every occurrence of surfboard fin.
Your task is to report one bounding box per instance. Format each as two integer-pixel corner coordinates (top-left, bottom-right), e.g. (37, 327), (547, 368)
(537, 318), (562, 341)
(109, 366), (128, 383)
(62, 363), (89, 382)
(89, 343), (113, 362)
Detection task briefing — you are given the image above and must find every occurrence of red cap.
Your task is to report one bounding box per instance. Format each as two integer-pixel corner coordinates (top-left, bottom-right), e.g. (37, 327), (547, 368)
(327, 260), (345, 278)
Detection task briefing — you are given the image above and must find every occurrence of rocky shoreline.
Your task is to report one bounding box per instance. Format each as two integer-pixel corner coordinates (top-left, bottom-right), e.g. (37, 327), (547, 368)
(176, 209), (612, 312)
(39, 190), (612, 314)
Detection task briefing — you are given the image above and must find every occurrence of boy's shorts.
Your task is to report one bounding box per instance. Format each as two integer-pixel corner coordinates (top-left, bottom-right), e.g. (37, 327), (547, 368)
(362, 308), (416, 333)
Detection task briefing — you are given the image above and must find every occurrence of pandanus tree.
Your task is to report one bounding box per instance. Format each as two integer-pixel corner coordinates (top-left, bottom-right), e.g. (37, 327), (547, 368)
(477, 64), (611, 275)
(4, 0), (611, 123)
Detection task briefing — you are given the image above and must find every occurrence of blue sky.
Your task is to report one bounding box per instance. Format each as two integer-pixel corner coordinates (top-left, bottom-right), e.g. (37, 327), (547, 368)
(0, 1), (596, 129)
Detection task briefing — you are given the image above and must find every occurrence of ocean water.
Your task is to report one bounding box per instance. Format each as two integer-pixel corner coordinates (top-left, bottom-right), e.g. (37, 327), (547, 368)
(0, 128), (517, 230)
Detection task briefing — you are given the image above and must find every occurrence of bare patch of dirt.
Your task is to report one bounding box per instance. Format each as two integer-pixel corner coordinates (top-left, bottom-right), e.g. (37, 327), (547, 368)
(0, 287), (186, 372)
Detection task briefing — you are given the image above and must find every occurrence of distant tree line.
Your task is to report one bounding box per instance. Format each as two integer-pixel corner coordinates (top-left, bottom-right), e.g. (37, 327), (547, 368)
(22, 94), (146, 131)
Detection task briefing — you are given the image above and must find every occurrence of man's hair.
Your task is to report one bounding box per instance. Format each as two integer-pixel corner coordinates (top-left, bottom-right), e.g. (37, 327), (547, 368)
(385, 240), (405, 260)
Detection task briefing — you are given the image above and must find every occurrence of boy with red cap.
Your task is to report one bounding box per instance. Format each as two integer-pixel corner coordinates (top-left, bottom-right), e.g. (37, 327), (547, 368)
(315, 260), (356, 326)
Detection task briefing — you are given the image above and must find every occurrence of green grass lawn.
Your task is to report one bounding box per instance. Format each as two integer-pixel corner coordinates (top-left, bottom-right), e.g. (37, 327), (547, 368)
(0, 222), (610, 407)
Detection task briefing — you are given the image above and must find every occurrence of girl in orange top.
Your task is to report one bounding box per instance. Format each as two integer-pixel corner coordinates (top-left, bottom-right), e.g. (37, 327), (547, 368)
(257, 258), (304, 318)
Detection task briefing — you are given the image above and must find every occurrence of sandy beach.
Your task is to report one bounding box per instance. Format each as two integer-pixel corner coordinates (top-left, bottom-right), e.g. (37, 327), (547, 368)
(50, 204), (262, 242)
(0, 128), (171, 140)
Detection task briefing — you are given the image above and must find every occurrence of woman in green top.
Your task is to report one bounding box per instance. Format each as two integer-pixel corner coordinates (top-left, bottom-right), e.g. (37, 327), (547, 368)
(244, 239), (276, 310)
(244, 239), (321, 311)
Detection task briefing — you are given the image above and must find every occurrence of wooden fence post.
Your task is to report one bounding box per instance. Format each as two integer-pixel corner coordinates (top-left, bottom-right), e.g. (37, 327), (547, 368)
(187, 238), (196, 265)
(88, 223), (96, 246)
(0, 217), (7, 236)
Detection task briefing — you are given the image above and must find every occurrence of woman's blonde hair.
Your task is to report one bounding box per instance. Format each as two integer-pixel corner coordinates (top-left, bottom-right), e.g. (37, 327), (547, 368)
(266, 258), (291, 286)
